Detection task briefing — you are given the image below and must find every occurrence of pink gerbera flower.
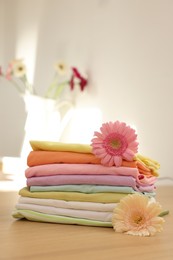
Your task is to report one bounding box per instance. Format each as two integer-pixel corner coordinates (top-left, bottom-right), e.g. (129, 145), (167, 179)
(91, 121), (138, 167)
(112, 194), (165, 236)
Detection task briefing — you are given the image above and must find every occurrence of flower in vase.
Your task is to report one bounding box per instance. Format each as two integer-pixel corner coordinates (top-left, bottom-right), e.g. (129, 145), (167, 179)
(11, 59), (27, 78)
(6, 59), (26, 79)
(112, 193), (165, 236)
(70, 67), (88, 91)
(54, 61), (69, 76)
(1, 59), (33, 94)
(45, 65), (88, 99)
(0, 59), (88, 100)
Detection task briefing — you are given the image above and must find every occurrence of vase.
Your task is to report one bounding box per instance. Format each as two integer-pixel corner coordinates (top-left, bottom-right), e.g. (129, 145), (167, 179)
(20, 94), (73, 158)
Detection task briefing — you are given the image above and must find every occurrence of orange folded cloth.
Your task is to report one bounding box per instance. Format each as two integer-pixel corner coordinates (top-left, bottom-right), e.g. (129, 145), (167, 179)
(27, 151), (156, 177)
(27, 151), (101, 166)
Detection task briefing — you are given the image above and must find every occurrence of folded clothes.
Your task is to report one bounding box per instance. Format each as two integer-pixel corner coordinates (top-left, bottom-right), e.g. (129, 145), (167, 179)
(18, 197), (117, 212)
(27, 151), (156, 177)
(12, 122), (161, 229)
(25, 164), (156, 186)
(29, 141), (160, 176)
(15, 203), (113, 222)
(19, 187), (128, 203)
(26, 175), (156, 192)
(12, 209), (112, 227)
(29, 184), (155, 196)
(30, 140), (92, 153)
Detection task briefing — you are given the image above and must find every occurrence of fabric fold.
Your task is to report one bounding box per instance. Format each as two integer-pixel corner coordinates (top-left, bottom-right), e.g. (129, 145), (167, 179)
(27, 150), (157, 176)
(27, 151), (101, 166)
(19, 187), (128, 203)
(18, 197), (117, 211)
(29, 184), (136, 194)
(12, 209), (112, 227)
(29, 140), (92, 153)
(26, 175), (156, 192)
(29, 184), (155, 196)
(25, 164), (156, 186)
(15, 203), (113, 222)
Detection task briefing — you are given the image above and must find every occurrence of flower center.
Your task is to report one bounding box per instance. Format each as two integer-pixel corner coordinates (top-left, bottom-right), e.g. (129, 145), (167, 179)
(59, 64), (64, 70)
(134, 215), (143, 225)
(18, 66), (24, 71)
(111, 139), (121, 149)
(103, 133), (128, 156)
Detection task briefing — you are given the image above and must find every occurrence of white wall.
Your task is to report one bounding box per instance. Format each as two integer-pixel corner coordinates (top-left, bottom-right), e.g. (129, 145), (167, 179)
(0, 0), (173, 178)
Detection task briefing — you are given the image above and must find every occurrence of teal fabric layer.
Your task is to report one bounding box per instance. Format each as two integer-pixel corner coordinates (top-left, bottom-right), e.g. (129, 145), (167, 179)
(30, 185), (135, 194)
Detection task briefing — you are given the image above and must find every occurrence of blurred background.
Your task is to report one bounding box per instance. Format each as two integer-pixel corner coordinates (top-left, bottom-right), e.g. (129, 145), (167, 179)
(0, 0), (173, 189)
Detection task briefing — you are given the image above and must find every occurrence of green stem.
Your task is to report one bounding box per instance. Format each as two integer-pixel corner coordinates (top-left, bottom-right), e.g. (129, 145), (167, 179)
(45, 80), (69, 99)
(45, 80), (58, 98)
(159, 210), (169, 217)
(53, 82), (68, 99)
(22, 75), (34, 94)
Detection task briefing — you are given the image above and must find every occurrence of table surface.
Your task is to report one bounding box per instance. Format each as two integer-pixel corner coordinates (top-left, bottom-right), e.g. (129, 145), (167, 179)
(0, 186), (172, 260)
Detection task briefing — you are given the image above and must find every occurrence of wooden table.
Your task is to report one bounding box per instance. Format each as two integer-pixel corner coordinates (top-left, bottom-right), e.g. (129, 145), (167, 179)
(0, 186), (172, 260)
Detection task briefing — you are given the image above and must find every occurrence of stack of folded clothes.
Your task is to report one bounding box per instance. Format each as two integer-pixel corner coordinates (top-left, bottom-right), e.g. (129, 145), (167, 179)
(13, 121), (160, 228)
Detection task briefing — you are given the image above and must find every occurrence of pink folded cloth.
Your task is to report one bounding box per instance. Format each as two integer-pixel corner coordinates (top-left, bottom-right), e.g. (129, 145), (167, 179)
(25, 164), (156, 186)
(26, 174), (155, 192)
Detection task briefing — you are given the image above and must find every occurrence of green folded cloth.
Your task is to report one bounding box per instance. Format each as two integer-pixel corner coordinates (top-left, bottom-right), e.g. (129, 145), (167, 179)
(13, 209), (112, 227)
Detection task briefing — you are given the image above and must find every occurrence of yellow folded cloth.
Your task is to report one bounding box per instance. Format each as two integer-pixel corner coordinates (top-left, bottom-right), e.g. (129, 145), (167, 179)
(19, 187), (127, 203)
(29, 140), (92, 153)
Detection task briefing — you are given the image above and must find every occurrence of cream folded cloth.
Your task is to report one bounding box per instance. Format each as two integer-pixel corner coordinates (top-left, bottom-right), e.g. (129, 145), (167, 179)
(18, 196), (117, 211)
(15, 203), (113, 222)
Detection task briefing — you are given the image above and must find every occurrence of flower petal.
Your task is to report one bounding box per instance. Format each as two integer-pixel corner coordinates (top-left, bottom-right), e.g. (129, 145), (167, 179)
(113, 156), (122, 166)
(101, 153), (112, 165)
